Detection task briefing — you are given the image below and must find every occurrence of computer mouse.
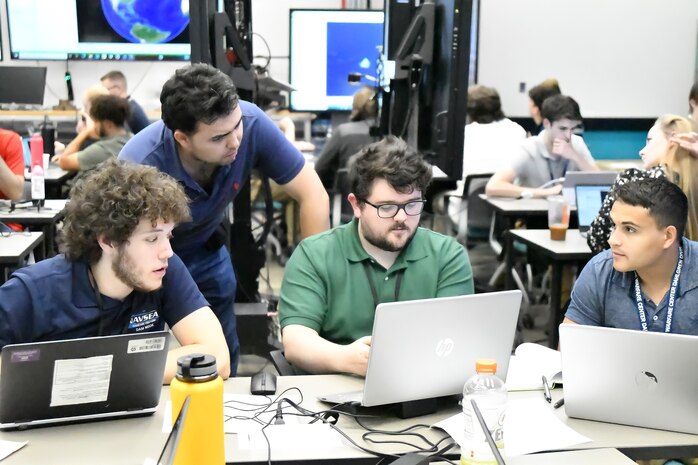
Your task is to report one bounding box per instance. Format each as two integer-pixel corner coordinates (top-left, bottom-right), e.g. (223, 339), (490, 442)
(250, 371), (277, 395)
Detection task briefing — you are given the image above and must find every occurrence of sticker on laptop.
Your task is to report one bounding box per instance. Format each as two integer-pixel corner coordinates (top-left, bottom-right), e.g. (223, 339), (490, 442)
(127, 336), (166, 354)
(9, 348), (40, 363)
(50, 355), (113, 407)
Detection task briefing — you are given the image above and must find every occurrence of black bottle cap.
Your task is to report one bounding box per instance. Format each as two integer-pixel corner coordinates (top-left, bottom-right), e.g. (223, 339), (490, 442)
(176, 354), (218, 382)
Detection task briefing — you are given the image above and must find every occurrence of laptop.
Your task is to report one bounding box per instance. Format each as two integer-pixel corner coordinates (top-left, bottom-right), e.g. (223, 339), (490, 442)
(559, 324), (698, 434)
(575, 184), (611, 237)
(146, 396), (190, 465)
(319, 290), (522, 407)
(0, 331), (169, 430)
(562, 171), (617, 205)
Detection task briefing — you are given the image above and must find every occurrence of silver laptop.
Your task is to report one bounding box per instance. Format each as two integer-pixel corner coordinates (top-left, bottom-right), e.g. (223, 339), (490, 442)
(575, 184), (612, 237)
(559, 324), (698, 434)
(319, 290), (522, 407)
(562, 171), (617, 205)
(0, 331), (169, 430)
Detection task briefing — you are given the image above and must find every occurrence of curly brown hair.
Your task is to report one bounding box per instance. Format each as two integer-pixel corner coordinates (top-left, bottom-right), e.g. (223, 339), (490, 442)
(61, 159), (191, 263)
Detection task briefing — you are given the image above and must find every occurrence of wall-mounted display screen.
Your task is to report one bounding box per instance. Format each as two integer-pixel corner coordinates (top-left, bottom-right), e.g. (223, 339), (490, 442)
(289, 9), (384, 112)
(6, 0), (196, 61)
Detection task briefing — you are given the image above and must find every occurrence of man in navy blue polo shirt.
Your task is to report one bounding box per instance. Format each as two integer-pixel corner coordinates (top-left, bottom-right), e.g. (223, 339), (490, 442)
(119, 64), (330, 375)
(0, 159), (231, 383)
(565, 177), (698, 334)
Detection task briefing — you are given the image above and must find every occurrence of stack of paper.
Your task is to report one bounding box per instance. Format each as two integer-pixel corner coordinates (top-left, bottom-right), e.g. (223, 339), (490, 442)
(505, 343), (562, 391)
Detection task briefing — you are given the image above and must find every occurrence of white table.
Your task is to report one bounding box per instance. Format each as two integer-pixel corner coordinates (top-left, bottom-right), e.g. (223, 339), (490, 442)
(1, 375), (695, 464)
(0, 232), (43, 282)
(0, 199), (67, 256)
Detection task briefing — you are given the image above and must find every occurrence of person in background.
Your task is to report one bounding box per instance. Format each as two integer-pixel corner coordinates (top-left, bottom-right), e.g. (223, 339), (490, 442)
(119, 63), (330, 375)
(0, 128), (24, 201)
(101, 70), (151, 134)
(565, 176), (698, 336)
(587, 114), (698, 253)
(55, 85), (110, 155)
(0, 159), (230, 383)
(279, 136), (473, 376)
(447, 85), (526, 223)
(528, 79), (561, 135)
(486, 95), (597, 199)
(314, 87), (378, 190)
(52, 95), (132, 172)
(688, 80), (698, 122)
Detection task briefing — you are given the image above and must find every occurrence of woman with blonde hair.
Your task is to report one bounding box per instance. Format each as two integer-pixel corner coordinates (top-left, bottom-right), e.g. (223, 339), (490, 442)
(587, 114), (698, 252)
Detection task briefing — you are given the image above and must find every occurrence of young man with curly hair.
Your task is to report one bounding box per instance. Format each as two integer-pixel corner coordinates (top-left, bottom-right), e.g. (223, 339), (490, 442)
(0, 159), (230, 383)
(279, 136), (474, 376)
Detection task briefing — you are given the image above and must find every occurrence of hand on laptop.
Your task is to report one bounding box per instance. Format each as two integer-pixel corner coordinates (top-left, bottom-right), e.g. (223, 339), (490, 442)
(345, 336), (372, 377)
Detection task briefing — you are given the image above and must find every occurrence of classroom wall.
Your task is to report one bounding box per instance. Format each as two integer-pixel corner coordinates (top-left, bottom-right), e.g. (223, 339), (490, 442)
(478, 0), (698, 118)
(0, 0), (694, 118)
(0, 0), (381, 111)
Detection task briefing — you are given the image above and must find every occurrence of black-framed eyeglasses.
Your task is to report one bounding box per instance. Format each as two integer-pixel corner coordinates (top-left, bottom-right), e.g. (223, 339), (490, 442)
(358, 198), (426, 218)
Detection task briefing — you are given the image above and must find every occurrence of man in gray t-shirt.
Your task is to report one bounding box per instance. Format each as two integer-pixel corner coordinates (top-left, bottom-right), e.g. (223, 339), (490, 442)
(52, 95), (132, 172)
(486, 95), (598, 199)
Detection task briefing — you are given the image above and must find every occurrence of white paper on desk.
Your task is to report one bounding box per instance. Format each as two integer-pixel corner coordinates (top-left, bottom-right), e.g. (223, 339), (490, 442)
(433, 397), (590, 457)
(237, 423), (344, 451)
(0, 439), (27, 462)
(505, 343), (562, 391)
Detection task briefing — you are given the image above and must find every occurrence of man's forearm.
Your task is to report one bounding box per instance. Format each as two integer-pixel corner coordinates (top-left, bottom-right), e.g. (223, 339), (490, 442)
(0, 158), (24, 200)
(298, 192), (330, 238)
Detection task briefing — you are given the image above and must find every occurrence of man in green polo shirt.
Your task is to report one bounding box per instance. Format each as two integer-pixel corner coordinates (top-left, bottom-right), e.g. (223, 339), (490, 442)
(279, 136), (474, 376)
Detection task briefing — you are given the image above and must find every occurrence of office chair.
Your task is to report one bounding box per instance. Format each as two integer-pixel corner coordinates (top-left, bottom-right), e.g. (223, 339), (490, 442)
(330, 168), (354, 228)
(269, 349), (308, 376)
(444, 173), (493, 247)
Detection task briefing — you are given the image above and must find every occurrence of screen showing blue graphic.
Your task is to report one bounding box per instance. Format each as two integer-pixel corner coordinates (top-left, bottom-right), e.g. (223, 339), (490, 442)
(325, 22), (383, 97)
(290, 10), (384, 112)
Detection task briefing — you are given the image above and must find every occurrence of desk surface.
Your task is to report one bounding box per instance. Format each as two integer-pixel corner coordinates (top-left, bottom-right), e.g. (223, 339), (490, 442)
(509, 229), (592, 257)
(0, 232), (43, 265)
(25, 165), (73, 183)
(1, 375), (696, 464)
(0, 199), (67, 222)
(482, 195), (552, 215)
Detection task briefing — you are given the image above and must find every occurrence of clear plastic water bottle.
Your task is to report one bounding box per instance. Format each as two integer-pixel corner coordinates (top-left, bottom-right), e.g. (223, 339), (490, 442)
(460, 358), (507, 465)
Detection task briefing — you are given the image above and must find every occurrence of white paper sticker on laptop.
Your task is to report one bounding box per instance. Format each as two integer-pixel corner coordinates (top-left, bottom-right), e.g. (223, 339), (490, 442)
(127, 336), (166, 354)
(50, 355), (113, 407)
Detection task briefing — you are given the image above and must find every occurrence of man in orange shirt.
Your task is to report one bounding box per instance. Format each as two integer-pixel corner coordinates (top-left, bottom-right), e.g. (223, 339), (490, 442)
(0, 128), (24, 201)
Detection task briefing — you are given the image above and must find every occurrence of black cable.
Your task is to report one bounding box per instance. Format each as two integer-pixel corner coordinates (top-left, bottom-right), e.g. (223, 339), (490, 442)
(252, 32), (272, 72)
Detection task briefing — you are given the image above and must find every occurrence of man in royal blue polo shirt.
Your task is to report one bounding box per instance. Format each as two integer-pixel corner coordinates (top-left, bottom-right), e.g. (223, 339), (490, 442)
(119, 64), (330, 375)
(565, 177), (698, 335)
(0, 159), (231, 384)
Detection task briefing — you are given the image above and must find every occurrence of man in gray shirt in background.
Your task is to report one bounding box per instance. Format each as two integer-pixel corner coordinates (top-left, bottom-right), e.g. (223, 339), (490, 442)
(53, 95), (132, 172)
(486, 95), (598, 199)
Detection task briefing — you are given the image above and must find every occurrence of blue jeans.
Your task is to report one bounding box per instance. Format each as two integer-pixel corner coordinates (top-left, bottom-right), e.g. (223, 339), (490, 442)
(181, 246), (239, 375)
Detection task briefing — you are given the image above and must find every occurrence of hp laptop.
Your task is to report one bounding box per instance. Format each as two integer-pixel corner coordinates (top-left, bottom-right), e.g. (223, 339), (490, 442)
(319, 290), (522, 407)
(562, 171), (617, 205)
(575, 184), (611, 237)
(559, 324), (698, 434)
(0, 331), (169, 430)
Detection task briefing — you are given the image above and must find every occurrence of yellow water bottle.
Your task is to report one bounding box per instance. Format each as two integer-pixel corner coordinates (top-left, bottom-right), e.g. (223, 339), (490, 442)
(170, 354), (224, 465)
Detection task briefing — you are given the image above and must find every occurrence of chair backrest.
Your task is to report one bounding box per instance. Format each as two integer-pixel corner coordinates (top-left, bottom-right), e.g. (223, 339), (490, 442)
(331, 168), (353, 228)
(269, 350), (307, 376)
(456, 173), (494, 244)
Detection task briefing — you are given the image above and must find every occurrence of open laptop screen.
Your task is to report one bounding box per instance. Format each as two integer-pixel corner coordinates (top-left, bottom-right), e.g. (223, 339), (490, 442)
(575, 184), (611, 229)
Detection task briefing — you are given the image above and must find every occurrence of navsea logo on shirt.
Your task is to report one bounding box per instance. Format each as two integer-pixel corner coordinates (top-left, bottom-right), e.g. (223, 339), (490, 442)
(128, 309), (160, 332)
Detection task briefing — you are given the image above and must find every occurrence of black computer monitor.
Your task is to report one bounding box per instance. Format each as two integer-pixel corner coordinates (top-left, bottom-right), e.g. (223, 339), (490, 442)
(0, 66), (47, 106)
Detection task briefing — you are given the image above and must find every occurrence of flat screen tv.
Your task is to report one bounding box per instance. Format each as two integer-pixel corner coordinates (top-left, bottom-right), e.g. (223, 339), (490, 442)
(5, 0), (205, 61)
(289, 9), (384, 112)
